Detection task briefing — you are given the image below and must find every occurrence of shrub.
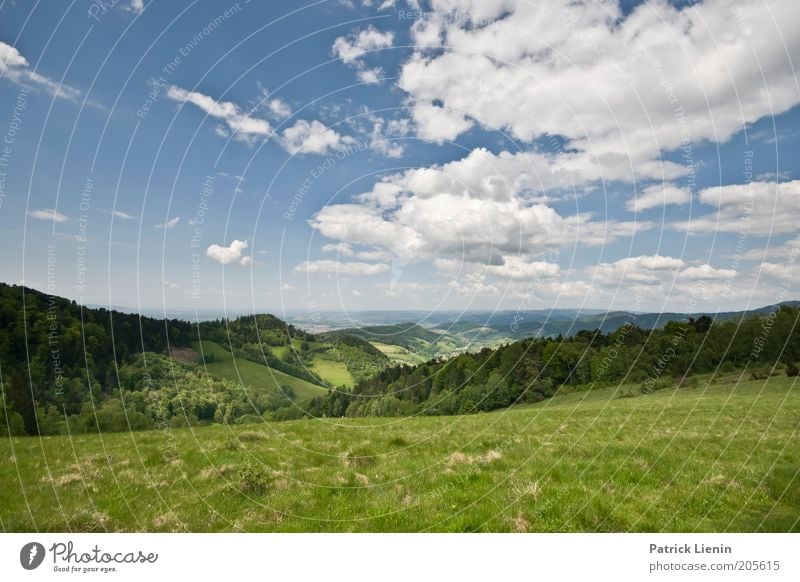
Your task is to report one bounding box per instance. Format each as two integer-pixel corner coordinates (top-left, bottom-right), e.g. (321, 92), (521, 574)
(0, 407), (25, 436)
(236, 461), (272, 494)
(169, 412), (199, 429)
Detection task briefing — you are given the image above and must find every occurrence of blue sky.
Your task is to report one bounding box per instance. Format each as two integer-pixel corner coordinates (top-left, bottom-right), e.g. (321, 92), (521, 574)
(1, 0), (799, 315)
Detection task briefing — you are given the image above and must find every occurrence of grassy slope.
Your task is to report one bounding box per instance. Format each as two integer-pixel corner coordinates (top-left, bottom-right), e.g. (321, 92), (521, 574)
(372, 341), (423, 365)
(310, 355), (354, 388)
(1, 373), (796, 532)
(194, 340), (326, 401)
(269, 340), (356, 387)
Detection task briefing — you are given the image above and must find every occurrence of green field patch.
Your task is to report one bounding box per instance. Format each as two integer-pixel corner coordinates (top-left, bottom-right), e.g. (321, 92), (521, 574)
(310, 355), (354, 388)
(193, 340), (326, 401)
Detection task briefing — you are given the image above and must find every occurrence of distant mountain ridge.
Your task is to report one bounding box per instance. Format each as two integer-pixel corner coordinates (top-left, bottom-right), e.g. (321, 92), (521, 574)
(323, 302), (800, 363)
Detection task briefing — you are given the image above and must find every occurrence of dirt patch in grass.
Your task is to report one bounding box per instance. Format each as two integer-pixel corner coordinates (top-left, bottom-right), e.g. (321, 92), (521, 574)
(169, 346), (199, 364)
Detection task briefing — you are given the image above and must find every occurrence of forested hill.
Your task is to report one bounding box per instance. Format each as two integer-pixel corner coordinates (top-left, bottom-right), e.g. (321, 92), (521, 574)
(312, 307), (800, 418)
(0, 283), (387, 435)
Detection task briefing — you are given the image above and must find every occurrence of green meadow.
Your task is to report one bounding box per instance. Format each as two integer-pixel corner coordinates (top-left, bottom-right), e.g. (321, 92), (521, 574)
(1, 372), (796, 532)
(193, 340), (327, 401)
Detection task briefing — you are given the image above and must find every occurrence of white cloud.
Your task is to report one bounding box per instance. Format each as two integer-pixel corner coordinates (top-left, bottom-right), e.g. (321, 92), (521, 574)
(168, 86), (350, 155)
(344, 0), (396, 9)
(321, 242), (355, 257)
(112, 210), (137, 220)
(677, 180), (800, 235)
(357, 67), (384, 85)
(741, 236), (800, 261)
(332, 25), (394, 84)
(408, 103), (473, 142)
(484, 256), (561, 281)
(280, 119), (352, 155)
(356, 249), (393, 262)
(0, 42), (81, 101)
(760, 261), (800, 282)
(333, 25), (394, 64)
(128, 0), (144, 14)
(294, 260), (390, 276)
(590, 255), (686, 286)
(167, 86), (273, 145)
(253, 84), (292, 120)
(267, 97), (292, 119)
(627, 183), (692, 212)
(206, 240), (250, 266)
(155, 216), (180, 229)
(679, 264), (737, 280)
(309, 146), (654, 268)
(367, 116), (404, 158)
(29, 208), (69, 222)
(397, 0), (800, 169)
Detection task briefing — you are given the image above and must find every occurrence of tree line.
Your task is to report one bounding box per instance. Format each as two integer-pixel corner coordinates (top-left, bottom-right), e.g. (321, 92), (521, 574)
(309, 309), (799, 418)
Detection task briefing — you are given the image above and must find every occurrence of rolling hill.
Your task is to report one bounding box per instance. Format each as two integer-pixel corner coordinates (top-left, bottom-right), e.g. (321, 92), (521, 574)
(2, 372), (796, 532)
(0, 282), (387, 435)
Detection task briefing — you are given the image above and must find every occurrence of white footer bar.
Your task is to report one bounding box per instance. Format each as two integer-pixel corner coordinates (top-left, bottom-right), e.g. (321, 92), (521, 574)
(1, 533), (796, 581)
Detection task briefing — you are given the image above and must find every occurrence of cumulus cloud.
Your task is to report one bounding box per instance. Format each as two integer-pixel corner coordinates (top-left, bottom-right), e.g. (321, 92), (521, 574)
(360, 147), (681, 209)
(333, 25), (394, 64)
(254, 84), (292, 120)
(0, 42), (81, 101)
(741, 236), (800, 261)
(627, 183), (692, 212)
(484, 256), (561, 281)
(294, 260), (390, 276)
(397, 0), (800, 167)
(267, 97), (291, 119)
(760, 261), (800, 282)
(309, 146), (653, 268)
(677, 180), (800, 235)
(168, 86), (354, 154)
(679, 264), (737, 280)
(590, 255), (686, 286)
(366, 116), (405, 158)
(332, 25), (394, 84)
(280, 119), (352, 155)
(207, 240), (251, 266)
(167, 86), (273, 145)
(29, 208), (70, 222)
(357, 67), (384, 85)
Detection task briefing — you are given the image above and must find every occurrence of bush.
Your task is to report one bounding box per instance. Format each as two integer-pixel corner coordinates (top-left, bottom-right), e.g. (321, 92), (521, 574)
(169, 412), (199, 429)
(749, 367), (773, 381)
(236, 461), (271, 494)
(269, 406), (306, 421)
(37, 406), (66, 435)
(0, 407), (25, 436)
